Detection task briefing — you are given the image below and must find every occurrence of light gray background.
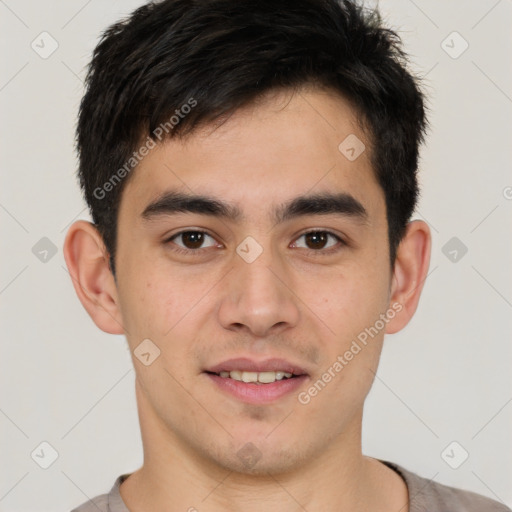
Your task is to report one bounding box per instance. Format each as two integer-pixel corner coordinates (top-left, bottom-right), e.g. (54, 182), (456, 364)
(1, 1), (511, 511)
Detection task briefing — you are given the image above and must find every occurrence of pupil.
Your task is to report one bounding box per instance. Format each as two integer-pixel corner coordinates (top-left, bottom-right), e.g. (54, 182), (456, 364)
(183, 232), (204, 249)
(305, 232), (327, 250)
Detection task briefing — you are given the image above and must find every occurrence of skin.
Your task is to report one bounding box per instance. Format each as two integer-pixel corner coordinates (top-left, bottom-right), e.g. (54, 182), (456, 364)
(64, 86), (431, 511)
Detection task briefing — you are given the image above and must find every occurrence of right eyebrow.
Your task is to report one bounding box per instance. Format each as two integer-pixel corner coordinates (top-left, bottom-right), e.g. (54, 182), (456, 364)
(141, 190), (243, 222)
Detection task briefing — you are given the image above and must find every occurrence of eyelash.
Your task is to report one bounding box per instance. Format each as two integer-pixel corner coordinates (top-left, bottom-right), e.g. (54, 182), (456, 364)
(164, 229), (346, 257)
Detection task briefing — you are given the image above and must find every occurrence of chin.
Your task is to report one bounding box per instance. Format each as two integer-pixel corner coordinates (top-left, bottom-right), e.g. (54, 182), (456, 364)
(207, 436), (312, 476)
(221, 452), (303, 476)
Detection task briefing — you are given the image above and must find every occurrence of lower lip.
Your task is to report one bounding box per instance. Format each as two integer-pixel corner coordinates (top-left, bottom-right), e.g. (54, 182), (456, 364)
(206, 373), (308, 404)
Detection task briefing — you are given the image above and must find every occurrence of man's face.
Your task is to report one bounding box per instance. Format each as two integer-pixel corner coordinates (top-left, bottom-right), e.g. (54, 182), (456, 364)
(114, 87), (394, 474)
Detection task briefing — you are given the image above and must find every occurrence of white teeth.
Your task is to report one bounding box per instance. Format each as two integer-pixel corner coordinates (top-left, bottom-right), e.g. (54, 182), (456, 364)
(230, 370), (243, 381)
(242, 371), (258, 383)
(218, 370), (294, 383)
(258, 371), (276, 384)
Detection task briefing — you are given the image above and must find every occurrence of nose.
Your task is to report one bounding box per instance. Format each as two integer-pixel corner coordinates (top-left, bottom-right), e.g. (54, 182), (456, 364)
(217, 244), (301, 338)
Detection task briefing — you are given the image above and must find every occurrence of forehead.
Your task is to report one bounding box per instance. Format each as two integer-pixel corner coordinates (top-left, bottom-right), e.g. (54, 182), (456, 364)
(120, 87), (383, 223)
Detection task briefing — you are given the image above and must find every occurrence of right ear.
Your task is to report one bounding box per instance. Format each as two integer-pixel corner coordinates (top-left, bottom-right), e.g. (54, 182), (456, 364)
(63, 220), (125, 334)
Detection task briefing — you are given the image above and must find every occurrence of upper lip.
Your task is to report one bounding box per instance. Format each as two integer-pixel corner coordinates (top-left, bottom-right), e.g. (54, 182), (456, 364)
(205, 357), (309, 376)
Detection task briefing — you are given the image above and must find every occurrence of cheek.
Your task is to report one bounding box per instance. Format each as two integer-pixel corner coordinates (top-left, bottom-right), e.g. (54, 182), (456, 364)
(307, 261), (390, 397)
(301, 263), (390, 341)
(119, 267), (223, 371)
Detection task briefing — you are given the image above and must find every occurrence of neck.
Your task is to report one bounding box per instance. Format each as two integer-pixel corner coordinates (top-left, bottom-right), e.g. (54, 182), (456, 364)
(120, 379), (408, 512)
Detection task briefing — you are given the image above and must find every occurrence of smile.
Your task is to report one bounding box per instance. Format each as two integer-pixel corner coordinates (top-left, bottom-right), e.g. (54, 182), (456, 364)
(217, 370), (294, 384)
(204, 357), (309, 404)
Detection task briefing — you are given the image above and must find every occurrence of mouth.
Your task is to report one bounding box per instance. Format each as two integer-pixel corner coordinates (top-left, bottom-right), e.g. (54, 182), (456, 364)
(209, 370), (296, 384)
(203, 358), (309, 404)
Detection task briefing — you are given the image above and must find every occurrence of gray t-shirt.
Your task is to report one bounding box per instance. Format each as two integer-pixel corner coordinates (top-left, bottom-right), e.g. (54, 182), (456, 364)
(71, 459), (511, 511)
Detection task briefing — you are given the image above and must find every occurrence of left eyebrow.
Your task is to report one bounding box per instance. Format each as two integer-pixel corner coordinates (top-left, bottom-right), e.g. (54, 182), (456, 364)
(141, 190), (368, 225)
(275, 192), (368, 225)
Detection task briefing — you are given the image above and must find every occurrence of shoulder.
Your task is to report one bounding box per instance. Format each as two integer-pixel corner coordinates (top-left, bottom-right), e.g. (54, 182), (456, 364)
(381, 460), (511, 512)
(70, 474), (130, 512)
(71, 493), (109, 512)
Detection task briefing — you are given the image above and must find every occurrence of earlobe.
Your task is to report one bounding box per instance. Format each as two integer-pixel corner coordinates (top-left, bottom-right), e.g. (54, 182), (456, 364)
(385, 220), (431, 334)
(63, 220), (125, 335)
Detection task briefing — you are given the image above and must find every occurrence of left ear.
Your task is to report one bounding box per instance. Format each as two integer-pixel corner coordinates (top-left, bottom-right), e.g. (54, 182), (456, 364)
(385, 220), (431, 334)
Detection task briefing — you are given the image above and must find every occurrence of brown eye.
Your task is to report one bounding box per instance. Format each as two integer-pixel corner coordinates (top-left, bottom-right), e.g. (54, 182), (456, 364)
(292, 230), (344, 252)
(168, 230), (217, 251)
(304, 231), (329, 250)
(180, 231), (205, 249)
